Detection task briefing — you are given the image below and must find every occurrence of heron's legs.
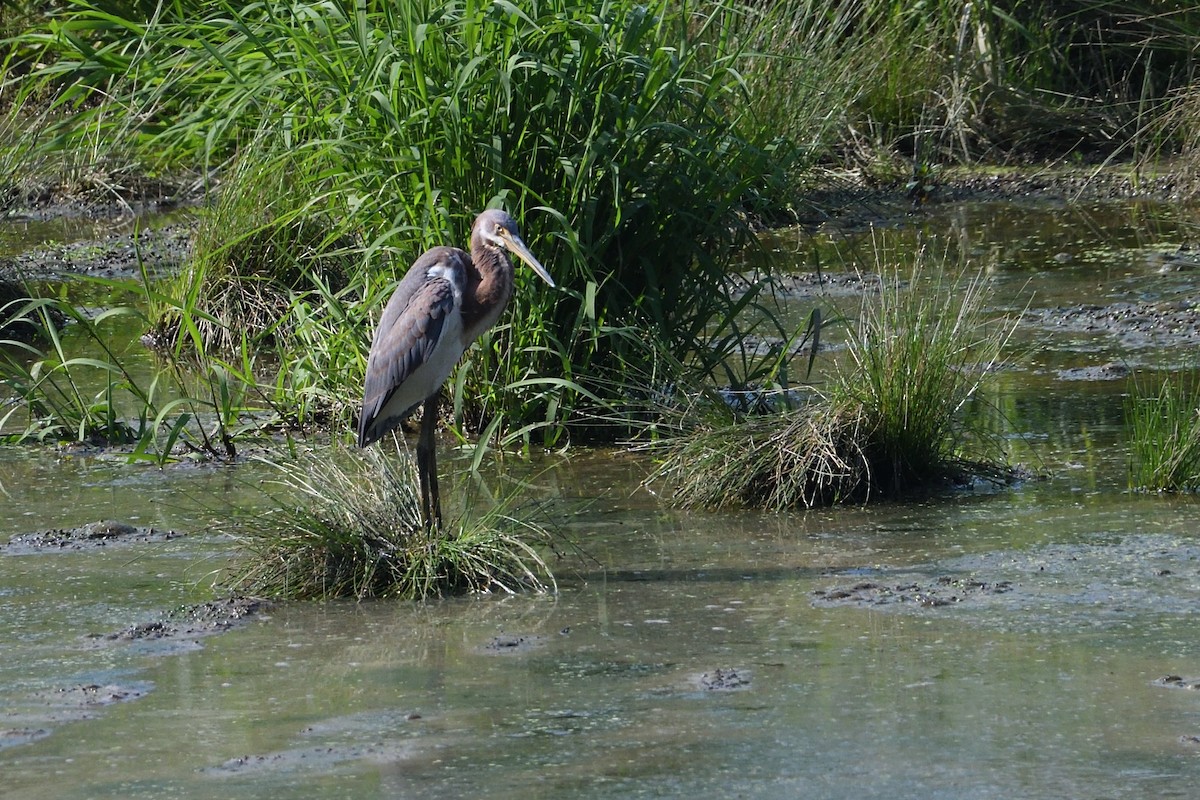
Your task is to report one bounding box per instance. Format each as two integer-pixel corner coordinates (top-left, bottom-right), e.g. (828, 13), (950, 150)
(417, 395), (443, 530)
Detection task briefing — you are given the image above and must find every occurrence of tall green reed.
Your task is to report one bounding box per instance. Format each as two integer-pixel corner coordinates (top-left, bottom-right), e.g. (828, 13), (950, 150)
(20, 0), (1193, 449)
(1126, 373), (1200, 493)
(830, 263), (1010, 494)
(15, 0), (831, 443)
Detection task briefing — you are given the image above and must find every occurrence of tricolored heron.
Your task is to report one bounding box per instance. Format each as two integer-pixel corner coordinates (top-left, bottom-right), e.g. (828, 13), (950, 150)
(357, 209), (555, 529)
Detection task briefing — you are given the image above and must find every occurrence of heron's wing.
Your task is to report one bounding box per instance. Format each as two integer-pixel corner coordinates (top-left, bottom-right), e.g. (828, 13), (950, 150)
(358, 272), (459, 446)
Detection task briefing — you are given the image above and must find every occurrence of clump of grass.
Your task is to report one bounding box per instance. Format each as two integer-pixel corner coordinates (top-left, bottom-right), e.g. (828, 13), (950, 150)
(147, 146), (358, 354)
(1126, 373), (1200, 493)
(12, 0), (816, 444)
(830, 265), (1009, 493)
(224, 442), (556, 600)
(648, 401), (871, 509)
(649, 262), (1015, 509)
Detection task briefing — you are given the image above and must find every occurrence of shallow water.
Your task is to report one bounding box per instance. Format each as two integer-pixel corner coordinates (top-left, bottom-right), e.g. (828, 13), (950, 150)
(6, 466), (1200, 799)
(4, 197), (1200, 797)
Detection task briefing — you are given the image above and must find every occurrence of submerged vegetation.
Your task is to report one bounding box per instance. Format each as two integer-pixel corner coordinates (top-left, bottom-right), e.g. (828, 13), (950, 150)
(648, 263), (1016, 509)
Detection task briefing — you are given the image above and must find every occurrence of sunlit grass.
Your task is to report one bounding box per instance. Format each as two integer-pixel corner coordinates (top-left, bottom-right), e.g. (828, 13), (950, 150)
(146, 145), (358, 354)
(223, 440), (557, 600)
(648, 261), (1017, 509)
(1127, 373), (1200, 493)
(4, 0), (868, 445)
(5, 0), (1200, 454)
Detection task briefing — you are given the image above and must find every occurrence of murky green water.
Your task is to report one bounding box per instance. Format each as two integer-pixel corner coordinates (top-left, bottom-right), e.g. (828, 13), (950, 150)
(5, 197), (1200, 798)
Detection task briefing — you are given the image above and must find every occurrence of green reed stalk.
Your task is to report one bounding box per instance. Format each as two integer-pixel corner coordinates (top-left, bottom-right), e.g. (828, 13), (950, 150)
(14, 0), (826, 443)
(1127, 374), (1200, 493)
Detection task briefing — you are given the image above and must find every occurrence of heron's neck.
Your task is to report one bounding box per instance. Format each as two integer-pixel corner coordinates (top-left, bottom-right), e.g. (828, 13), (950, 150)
(462, 244), (513, 341)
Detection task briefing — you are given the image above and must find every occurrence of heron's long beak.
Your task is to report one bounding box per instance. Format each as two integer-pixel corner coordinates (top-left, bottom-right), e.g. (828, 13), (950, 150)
(501, 231), (555, 288)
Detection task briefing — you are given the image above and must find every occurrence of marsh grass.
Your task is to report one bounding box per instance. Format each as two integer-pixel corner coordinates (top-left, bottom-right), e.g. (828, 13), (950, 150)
(650, 262), (1015, 509)
(11, 0), (1200, 451)
(11, 0), (827, 442)
(148, 146), (359, 354)
(1126, 373), (1200, 493)
(831, 266), (1010, 492)
(1, 284), (278, 458)
(224, 440), (556, 600)
(648, 401), (868, 509)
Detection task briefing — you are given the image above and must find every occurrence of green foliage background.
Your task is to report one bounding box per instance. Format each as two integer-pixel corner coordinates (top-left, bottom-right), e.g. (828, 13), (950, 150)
(1, 0), (1197, 452)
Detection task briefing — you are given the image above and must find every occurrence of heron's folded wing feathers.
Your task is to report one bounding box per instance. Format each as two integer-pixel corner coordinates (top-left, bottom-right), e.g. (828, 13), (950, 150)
(360, 278), (458, 431)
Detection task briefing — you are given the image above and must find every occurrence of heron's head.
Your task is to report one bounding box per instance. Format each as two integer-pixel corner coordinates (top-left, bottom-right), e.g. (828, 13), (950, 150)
(474, 209), (555, 288)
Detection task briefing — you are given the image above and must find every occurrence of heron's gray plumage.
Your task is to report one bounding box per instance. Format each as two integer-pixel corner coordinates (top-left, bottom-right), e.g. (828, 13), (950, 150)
(356, 209), (554, 529)
(357, 248), (468, 448)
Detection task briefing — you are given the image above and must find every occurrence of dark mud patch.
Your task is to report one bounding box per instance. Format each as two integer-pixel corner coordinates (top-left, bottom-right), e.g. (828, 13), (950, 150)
(1024, 300), (1200, 351)
(929, 167), (1189, 205)
(648, 666), (754, 697)
(0, 679), (155, 749)
(2, 174), (199, 222)
(1054, 362), (1131, 381)
(299, 709), (425, 737)
(9, 222), (193, 280)
(93, 596), (272, 650)
(478, 632), (548, 655)
(813, 577), (1014, 608)
(204, 742), (418, 777)
(1155, 675), (1200, 691)
(694, 667), (752, 692)
(28, 681), (152, 709)
(731, 269), (880, 300)
(2, 520), (184, 554)
(814, 533), (1200, 632)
